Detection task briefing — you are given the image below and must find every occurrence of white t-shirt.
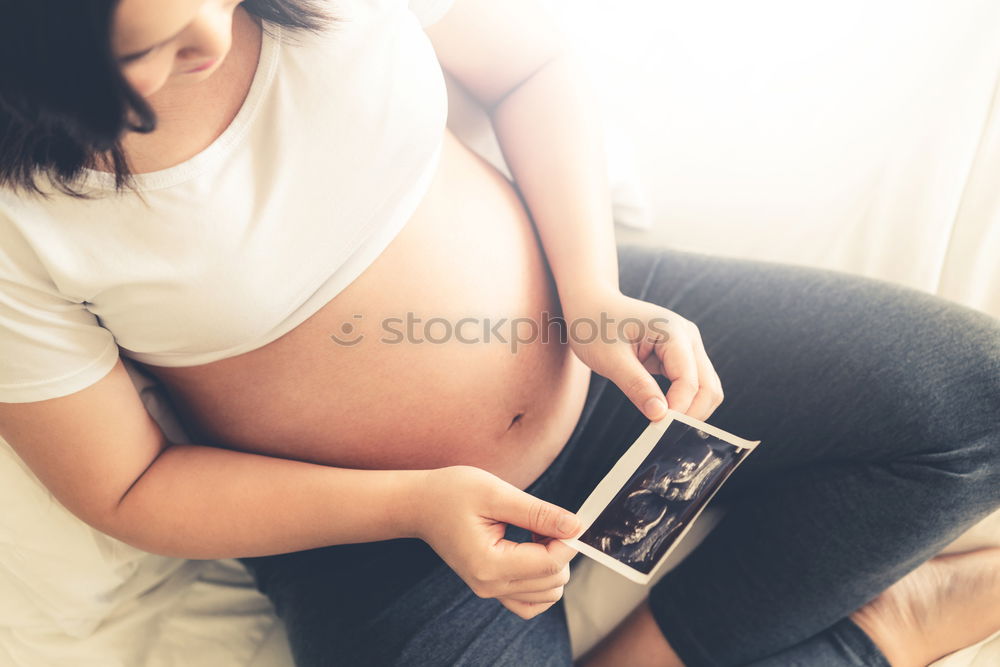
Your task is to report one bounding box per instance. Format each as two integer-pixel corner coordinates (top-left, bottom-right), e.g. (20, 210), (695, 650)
(0, 0), (454, 403)
(1, 3), (454, 664)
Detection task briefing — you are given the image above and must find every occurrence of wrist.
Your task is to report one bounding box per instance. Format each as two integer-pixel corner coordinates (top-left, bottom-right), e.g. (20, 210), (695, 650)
(558, 279), (622, 313)
(386, 468), (435, 541)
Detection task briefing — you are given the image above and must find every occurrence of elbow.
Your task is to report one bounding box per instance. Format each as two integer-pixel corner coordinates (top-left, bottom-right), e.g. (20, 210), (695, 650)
(100, 522), (232, 561)
(88, 498), (226, 561)
(484, 47), (573, 115)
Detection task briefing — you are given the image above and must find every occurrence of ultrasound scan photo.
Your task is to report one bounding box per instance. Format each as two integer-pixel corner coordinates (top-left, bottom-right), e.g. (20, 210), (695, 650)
(578, 419), (753, 576)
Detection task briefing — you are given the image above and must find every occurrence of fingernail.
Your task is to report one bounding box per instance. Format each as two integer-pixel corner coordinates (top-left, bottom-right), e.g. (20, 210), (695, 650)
(558, 514), (579, 536)
(644, 397), (667, 419)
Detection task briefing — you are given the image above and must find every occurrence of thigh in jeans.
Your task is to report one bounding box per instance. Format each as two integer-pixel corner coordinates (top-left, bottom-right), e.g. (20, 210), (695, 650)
(240, 531), (573, 666)
(609, 242), (1000, 666)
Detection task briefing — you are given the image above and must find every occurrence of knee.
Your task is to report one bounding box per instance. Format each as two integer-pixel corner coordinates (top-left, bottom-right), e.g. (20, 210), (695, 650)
(888, 308), (1000, 484)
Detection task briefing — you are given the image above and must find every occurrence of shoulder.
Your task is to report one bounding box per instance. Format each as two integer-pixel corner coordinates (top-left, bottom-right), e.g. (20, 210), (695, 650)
(0, 195), (59, 284)
(271, 0), (449, 69)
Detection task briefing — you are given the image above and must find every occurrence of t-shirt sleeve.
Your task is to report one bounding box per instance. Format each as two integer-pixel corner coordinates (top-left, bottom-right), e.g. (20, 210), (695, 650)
(407, 0), (455, 28)
(0, 229), (119, 404)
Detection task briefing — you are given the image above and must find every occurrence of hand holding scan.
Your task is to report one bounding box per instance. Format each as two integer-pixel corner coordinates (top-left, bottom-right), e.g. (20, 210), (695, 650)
(416, 466), (581, 619)
(564, 290), (724, 422)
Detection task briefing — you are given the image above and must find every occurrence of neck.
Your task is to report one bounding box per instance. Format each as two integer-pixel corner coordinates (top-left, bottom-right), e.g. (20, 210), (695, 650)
(103, 8), (262, 175)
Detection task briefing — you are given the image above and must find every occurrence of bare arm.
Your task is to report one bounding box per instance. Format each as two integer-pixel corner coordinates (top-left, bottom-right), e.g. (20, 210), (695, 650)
(426, 0), (619, 311)
(426, 1), (725, 422)
(108, 443), (424, 559)
(0, 359), (424, 559)
(0, 358), (581, 620)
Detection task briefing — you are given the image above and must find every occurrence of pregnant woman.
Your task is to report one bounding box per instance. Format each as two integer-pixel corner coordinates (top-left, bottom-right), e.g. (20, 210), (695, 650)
(1, 1), (999, 665)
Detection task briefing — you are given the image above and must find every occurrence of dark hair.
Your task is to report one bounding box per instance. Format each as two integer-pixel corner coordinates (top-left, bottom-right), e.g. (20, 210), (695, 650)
(0, 1), (329, 197)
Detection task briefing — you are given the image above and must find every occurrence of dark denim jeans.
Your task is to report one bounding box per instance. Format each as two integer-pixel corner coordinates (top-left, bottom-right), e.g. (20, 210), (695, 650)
(240, 243), (1000, 666)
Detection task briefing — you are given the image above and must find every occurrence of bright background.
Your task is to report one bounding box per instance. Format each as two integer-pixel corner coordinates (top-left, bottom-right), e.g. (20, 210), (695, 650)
(532, 6), (1000, 662)
(541, 0), (1000, 318)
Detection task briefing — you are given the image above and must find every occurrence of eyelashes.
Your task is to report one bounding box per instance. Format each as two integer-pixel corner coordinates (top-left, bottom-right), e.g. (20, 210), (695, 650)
(115, 0), (242, 66)
(118, 44), (161, 65)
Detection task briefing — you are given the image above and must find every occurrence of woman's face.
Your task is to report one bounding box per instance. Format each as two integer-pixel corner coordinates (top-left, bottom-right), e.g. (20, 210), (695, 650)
(111, 0), (243, 98)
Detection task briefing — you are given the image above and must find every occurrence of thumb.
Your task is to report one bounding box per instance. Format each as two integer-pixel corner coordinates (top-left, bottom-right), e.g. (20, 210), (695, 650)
(610, 350), (668, 421)
(493, 485), (581, 539)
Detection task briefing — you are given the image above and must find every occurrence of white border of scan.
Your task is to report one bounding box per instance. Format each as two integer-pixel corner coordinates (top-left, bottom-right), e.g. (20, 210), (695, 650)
(563, 409), (761, 585)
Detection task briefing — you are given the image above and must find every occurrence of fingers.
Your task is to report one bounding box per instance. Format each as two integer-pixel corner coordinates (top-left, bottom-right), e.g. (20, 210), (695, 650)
(501, 597), (557, 620)
(466, 544), (568, 599)
(572, 300), (724, 423)
(507, 564), (570, 594)
(488, 539), (567, 581)
(484, 537), (575, 598)
(469, 532), (575, 594)
(474, 540), (572, 617)
(655, 326), (699, 415)
(685, 329), (724, 421)
(502, 586), (566, 605)
(463, 482), (582, 604)
(608, 349), (668, 421)
(489, 484), (581, 541)
(498, 560), (571, 616)
(656, 320), (723, 419)
(544, 536), (580, 565)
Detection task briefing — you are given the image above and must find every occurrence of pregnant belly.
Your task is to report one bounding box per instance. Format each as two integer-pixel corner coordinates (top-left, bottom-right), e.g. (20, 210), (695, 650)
(142, 130), (593, 490)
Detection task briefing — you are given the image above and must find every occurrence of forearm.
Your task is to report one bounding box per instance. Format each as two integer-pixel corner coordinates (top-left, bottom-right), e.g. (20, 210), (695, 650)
(103, 442), (426, 559)
(489, 51), (621, 308)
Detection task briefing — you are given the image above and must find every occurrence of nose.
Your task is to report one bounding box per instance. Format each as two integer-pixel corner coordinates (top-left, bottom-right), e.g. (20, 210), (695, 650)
(176, 2), (233, 65)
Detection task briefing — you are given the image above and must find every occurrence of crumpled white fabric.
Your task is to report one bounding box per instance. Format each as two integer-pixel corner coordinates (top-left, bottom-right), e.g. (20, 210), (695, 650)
(0, 359), (280, 666)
